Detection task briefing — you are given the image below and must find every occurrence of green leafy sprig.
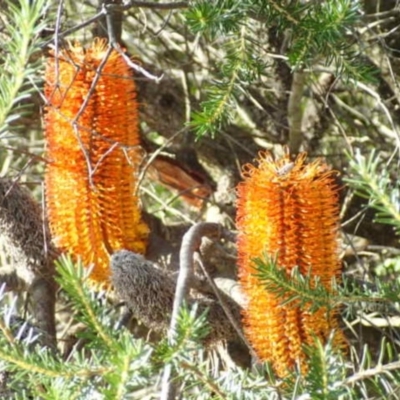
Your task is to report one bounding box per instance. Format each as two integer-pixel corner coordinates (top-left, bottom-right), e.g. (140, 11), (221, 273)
(185, 0), (376, 138)
(0, 0), (48, 137)
(346, 150), (400, 233)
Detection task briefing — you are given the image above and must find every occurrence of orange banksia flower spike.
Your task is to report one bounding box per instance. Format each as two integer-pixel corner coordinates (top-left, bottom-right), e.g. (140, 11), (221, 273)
(44, 39), (149, 285)
(236, 152), (345, 377)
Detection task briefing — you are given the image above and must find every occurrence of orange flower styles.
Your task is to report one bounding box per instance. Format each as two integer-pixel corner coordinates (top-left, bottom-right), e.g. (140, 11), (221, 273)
(44, 39), (149, 285)
(236, 152), (345, 377)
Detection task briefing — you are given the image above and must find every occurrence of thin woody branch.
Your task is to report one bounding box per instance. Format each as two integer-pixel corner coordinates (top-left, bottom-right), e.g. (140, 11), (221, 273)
(170, 222), (228, 339)
(42, 1), (188, 48)
(162, 222), (236, 400)
(288, 70), (306, 154)
(110, 248), (241, 344)
(194, 253), (257, 360)
(107, 1), (188, 11)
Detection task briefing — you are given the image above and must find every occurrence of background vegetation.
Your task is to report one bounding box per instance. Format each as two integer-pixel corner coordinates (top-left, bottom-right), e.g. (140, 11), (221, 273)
(2, 0), (400, 398)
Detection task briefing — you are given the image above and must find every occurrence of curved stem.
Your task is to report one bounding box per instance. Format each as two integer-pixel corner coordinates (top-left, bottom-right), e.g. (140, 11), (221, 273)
(161, 222), (222, 400)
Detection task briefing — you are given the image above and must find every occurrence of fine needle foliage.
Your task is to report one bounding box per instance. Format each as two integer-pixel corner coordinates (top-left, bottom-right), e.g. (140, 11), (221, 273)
(253, 255), (334, 312)
(0, 256), (285, 399)
(302, 335), (349, 400)
(5, 254), (400, 399)
(254, 254), (400, 317)
(346, 150), (400, 234)
(4, 0), (400, 399)
(252, 255), (400, 398)
(186, 0), (377, 137)
(0, 256), (154, 399)
(0, 256), (210, 399)
(0, 0), (48, 137)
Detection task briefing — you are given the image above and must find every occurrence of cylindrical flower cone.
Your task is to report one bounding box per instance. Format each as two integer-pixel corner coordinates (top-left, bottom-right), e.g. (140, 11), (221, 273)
(44, 39), (149, 286)
(236, 152), (345, 377)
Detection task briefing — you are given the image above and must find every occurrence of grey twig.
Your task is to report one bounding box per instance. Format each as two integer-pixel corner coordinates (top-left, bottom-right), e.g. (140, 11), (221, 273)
(194, 253), (257, 360)
(169, 222), (222, 340)
(42, 1), (188, 48)
(110, 248), (241, 343)
(161, 222), (227, 400)
(42, 0), (189, 47)
(344, 360), (400, 385)
(110, 225), (242, 400)
(42, 11), (105, 47)
(107, 1), (188, 11)
(288, 70), (306, 154)
(112, 44), (163, 82)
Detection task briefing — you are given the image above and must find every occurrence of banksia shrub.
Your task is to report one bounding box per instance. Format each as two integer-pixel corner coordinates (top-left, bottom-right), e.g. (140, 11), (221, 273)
(44, 39), (149, 285)
(236, 152), (345, 377)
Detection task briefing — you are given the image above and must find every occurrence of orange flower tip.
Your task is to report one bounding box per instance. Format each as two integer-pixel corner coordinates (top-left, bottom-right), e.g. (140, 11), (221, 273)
(236, 151), (345, 376)
(44, 39), (148, 287)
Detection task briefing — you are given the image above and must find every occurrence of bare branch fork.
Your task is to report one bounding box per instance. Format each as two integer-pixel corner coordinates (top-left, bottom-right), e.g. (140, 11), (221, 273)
(44, 0), (165, 83)
(161, 222), (246, 400)
(169, 223), (226, 338)
(44, 1), (188, 46)
(111, 227), (247, 398)
(103, 3), (164, 82)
